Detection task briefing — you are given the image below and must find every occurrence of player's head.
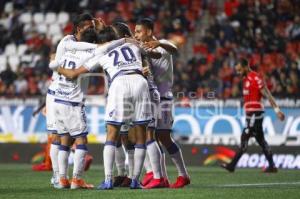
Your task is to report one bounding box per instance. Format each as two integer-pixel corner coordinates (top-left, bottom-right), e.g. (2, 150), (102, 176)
(135, 18), (154, 42)
(111, 22), (133, 38)
(97, 26), (118, 44)
(235, 58), (249, 76)
(73, 13), (94, 37)
(81, 28), (98, 43)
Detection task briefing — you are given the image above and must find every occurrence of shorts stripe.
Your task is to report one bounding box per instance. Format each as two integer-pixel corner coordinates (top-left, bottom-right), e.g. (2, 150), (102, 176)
(47, 129), (57, 134)
(135, 144), (146, 149)
(72, 131), (88, 138)
(54, 99), (82, 106)
(132, 120), (152, 125)
(105, 121), (125, 125)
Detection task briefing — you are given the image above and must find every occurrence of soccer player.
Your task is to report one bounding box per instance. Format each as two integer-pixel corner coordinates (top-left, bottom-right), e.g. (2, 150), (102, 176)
(47, 13), (98, 187)
(49, 14), (99, 189)
(221, 58), (285, 173)
(135, 18), (190, 188)
(56, 26), (152, 189)
(111, 22), (165, 189)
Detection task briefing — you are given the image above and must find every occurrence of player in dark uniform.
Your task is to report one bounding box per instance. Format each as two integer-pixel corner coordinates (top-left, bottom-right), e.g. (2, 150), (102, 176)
(221, 58), (285, 173)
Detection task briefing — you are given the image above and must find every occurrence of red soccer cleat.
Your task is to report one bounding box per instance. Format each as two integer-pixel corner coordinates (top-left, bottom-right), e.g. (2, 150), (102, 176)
(163, 177), (170, 188)
(144, 178), (165, 189)
(170, 176), (190, 188)
(140, 171), (153, 186)
(84, 154), (93, 171)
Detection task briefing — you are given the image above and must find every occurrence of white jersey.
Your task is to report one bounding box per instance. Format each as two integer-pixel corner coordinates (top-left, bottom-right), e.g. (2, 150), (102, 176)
(53, 49), (95, 103)
(150, 39), (175, 99)
(48, 35), (97, 93)
(84, 43), (144, 85)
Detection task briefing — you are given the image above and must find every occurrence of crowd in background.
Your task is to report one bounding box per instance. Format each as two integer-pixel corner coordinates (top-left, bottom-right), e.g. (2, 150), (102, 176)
(0, 0), (299, 99)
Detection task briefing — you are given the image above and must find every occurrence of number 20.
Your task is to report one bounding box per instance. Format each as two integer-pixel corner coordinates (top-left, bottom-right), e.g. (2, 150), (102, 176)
(109, 47), (136, 66)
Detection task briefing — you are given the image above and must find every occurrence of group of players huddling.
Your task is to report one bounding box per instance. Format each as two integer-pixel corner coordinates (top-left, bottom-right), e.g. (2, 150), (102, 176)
(45, 12), (286, 190)
(46, 13), (190, 190)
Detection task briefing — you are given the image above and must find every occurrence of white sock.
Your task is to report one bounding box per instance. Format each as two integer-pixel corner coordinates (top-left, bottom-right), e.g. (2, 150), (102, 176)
(73, 145), (87, 179)
(143, 153), (152, 173)
(103, 142), (116, 181)
(58, 145), (70, 179)
(161, 152), (168, 179)
(146, 140), (162, 179)
(168, 143), (188, 177)
(50, 143), (60, 179)
(133, 145), (146, 180)
(127, 149), (135, 179)
(115, 144), (126, 176)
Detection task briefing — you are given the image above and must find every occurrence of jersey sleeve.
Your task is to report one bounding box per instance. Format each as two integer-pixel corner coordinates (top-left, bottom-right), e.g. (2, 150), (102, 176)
(94, 38), (126, 56)
(64, 41), (97, 51)
(83, 55), (101, 71)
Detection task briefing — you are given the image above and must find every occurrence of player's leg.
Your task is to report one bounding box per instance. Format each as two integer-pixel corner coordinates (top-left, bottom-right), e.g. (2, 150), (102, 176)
(120, 127), (136, 187)
(222, 114), (253, 172)
(57, 133), (72, 189)
(253, 112), (277, 172)
(99, 123), (121, 190)
(130, 75), (152, 189)
(142, 89), (164, 188)
(131, 124), (147, 189)
(49, 133), (60, 184)
(113, 129), (127, 187)
(157, 131), (190, 188)
(156, 100), (189, 188)
(46, 93), (60, 185)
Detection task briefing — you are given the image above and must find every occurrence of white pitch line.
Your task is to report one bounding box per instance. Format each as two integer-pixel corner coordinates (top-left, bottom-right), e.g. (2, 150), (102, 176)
(216, 182), (300, 187)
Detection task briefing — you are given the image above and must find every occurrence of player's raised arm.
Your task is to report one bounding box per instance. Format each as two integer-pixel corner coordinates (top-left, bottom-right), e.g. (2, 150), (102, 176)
(143, 39), (178, 55)
(260, 84), (285, 121)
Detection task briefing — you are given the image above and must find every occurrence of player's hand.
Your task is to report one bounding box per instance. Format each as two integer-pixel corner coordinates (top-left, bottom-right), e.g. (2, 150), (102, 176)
(277, 111), (285, 121)
(50, 53), (55, 61)
(142, 40), (160, 50)
(94, 17), (106, 31)
(125, 38), (140, 46)
(142, 66), (150, 77)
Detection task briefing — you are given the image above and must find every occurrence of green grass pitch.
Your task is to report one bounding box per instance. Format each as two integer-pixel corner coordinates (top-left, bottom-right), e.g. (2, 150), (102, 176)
(0, 164), (299, 199)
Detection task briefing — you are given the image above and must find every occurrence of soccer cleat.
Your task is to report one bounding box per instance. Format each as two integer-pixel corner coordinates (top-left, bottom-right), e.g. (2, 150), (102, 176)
(113, 176), (127, 187)
(144, 178), (165, 189)
(97, 179), (113, 190)
(220, 163), (235, 173)
(263, 167), (278, 173)
(70, 178), (94, 189)
(140, 172), (153, 186)
(84, 154), (93, 171)
(170, 176), (190, 189)
(120, 177), (132, 187)
(50, 175), (59, 186)
(130, 179), (142, 189)
(162, 178), (170, 188)
(54, 177), (70, 189)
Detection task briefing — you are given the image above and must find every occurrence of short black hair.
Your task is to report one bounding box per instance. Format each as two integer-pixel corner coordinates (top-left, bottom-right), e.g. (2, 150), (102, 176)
(239, 58), (249, 67)
(81, 28), (98, 43)
(112, 22), (133, 38)
(73, 13), (93, 33)
(97, 26), (117, 44)
(136, 18), (154, 31)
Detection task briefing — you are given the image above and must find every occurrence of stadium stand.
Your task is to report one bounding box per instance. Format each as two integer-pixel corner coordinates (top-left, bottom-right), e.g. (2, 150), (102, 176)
(0, 0), (299, 99)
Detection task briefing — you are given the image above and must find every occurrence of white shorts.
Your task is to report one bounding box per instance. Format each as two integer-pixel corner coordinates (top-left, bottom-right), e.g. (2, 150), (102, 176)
(148, 89), (160, 129)
(156, 99), (173, 131)
(53, 99), (88, 137)
(105, 74), (152, 126)
(46, 91), (57, 134)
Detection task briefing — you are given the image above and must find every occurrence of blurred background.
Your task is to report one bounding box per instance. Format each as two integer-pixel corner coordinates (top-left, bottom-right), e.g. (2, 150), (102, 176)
(0, 0), (299, 168)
